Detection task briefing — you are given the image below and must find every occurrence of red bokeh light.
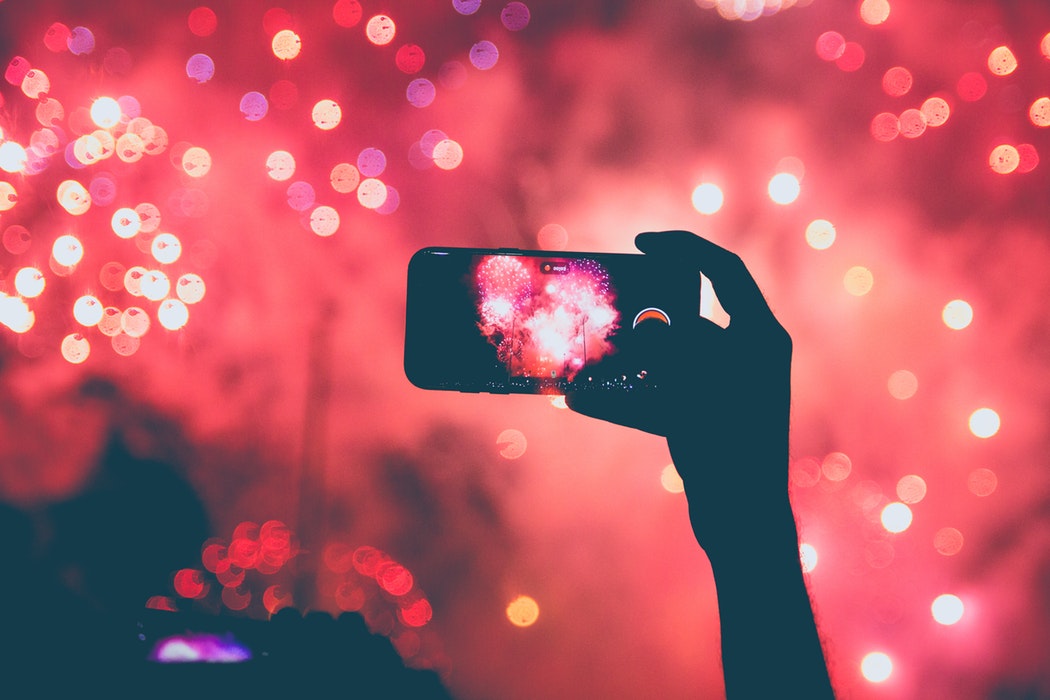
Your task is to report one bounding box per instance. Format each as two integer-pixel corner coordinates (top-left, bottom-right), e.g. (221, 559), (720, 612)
(187, 7), (218, 37)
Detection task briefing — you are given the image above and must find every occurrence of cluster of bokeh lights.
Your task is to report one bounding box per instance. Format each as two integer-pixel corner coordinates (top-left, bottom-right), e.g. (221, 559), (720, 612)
(0, 0), (537, 362)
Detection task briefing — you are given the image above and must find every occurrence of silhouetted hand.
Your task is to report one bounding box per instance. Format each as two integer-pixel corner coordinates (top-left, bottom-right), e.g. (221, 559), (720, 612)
(567, 230), (835, 699)
(567, 230), (793, 555)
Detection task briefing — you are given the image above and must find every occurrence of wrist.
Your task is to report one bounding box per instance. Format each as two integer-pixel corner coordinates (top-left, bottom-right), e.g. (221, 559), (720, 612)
(693, 497), (800, 569)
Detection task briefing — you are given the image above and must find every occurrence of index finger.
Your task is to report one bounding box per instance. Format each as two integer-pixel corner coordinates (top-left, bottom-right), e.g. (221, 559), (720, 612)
(634, 230), (779, 327)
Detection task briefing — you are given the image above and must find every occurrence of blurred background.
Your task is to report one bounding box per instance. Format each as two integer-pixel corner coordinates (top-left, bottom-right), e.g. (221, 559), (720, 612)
(0, 0), (1047, 697)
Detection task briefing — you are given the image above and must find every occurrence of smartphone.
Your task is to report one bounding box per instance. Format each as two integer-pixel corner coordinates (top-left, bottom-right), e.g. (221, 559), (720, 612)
(404, 246), (696, 394)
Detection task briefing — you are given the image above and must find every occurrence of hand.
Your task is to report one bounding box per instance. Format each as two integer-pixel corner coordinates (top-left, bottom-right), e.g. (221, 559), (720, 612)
(567, 230), (794, 554)
(569, 232), (835, 699)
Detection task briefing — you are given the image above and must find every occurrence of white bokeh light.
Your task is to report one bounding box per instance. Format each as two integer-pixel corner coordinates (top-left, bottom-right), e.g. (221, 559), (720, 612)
(968, 408), (1000, 438)
(861, 651), (893, 683)
(881, 502), (913, 533)
(931, 594), (965, 625)
(768, 172), (801, 204)
(691, 182), (724, 214)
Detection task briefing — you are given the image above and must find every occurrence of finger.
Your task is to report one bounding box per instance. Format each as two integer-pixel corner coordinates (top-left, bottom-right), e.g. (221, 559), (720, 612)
(635, 230), (779, 327)
(565, 390), (668, 437)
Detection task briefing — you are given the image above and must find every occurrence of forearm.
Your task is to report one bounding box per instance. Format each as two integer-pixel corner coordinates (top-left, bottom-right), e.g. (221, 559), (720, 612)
(703, 504), (835, 699)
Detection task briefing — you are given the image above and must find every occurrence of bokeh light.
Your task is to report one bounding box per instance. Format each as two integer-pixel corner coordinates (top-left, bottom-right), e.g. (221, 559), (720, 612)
(501, 3), (531, 31)
(357, 178), (388, 209)
(934, 527), (964, 556)
(860, 0), (891, 26)
(43, 22), (71, 52)
(330, 163), (361, 194)
(506, 595), (540, 627)
(14, 267), (45, 297)
(309, 205), (340, 236)
(821, 452), (852, 481)
(0, 141), (27, 172)
(898, 108), (927, 139)
(799, 543), (818, 573)
(286, 181), (316, 211)
(453, 0), (482, 15)
(967, 468), (998, 497)
(931, 594), (964, 625)
(987, 45), (1017, 76)
(815, 31), (846, 61)
(1028, 97), (1050, 127)
(174, 568), (208, 599)
(263, 585), (292, 615)
(357, 148), (387, 177)
(89, 96), (120, 127)
(956, 71), (987, 101)
(968, 408), (1000, 438)
(51, 234), (83, 266)
(21, 68), (50, 98)
(3, 224), (31, 254)
(176, 272), (206, 304)
(67, 26), (94, 55)
(804, 219), (836, 249)
(921, 96), (951, 127)
(97, 307), (122, 336)
(366, 15), (396, 46)
(57, 179), (91, 215)
(60, 333), (90, 364)
(881, 502), (913, 533)
(836, 42), (866, 72)
(882, 67), (912, 97)
(181, 146), (211, 177)
(266, 150), (296, 181)
(312, 100), (342, 130)
(272, 30), (302, 60)
(989, 144), (1020, 174)
(406, 78), (436, 108)
(188, 7), (218, 37)
(496, 428), (527, 459)
(121, 306), (151, 337)
(896, 474), (927, 504)
(660, 464), (684, 493)
(861, 652), (893, 683)
(469, 41), (499, 70)
(333, 0), (363, 28)
(537, 223), (568, 250)
(941, 299), (973, 329)
(239, 92), (268, 121)
(871, 112), (900, 142)
(73, 295), (104, 326)
(140, 270), (171, 301)
(887, 369), (918, 400)
(1016, 143), (1039, 173)
(789, 457), (821, 488)
(0, 295), (34, 333)
(844, 266), (874, 296)
(151, 233), (182, 264)
(396, 44), (426, 74)
(691, 182), (724, 215)
(432, 139), (464, 170)
(185, 53), (215, 84)
(768, 172), (800, 204)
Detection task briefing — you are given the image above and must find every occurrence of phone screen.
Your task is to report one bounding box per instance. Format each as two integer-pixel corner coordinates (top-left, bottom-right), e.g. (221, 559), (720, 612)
(404, 247), (694, 394)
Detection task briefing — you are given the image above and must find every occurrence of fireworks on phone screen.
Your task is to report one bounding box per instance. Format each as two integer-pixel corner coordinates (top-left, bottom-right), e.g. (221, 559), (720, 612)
(472, 256), (619, 381)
